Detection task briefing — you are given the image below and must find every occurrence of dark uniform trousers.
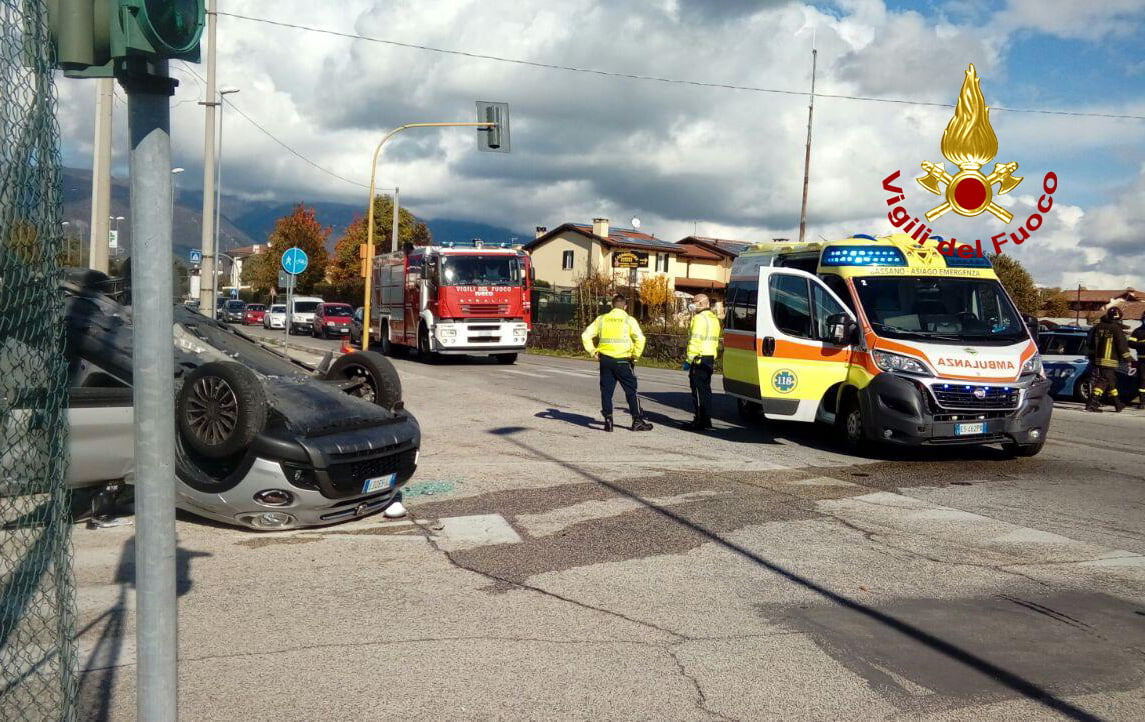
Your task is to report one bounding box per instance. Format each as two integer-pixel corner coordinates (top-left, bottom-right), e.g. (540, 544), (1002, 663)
(599, 355), (640, 417)
(689, 355), (716, 420)
(1093, 366), (1119, 400)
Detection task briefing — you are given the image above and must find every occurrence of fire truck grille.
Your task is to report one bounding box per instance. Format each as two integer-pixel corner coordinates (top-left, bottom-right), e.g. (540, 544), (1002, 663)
(461, 303), (508, 315)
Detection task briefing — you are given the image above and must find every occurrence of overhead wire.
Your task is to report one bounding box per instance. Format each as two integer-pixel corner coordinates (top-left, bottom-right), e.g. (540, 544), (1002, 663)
(215, 9), (1145, 122)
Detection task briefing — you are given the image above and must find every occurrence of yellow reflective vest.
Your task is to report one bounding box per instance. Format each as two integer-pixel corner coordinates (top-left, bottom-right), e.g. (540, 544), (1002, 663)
(686, 309), (721, 359)
(582, 308), (646, 359)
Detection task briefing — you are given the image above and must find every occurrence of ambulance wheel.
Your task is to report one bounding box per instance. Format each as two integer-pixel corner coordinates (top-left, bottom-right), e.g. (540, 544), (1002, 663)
(1003, 438), (1045, 458)
(737, 398), (762, 423)
(838, 396), (868, 454)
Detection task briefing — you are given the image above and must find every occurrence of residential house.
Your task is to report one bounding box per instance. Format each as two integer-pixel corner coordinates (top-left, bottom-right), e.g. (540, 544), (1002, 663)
(525, 218), (684, 290)
(226, 244), (266, 290)
(673, 236), (754, 299)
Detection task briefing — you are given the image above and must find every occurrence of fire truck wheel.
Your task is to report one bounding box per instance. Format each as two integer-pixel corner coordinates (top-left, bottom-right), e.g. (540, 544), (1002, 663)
(494, 353), (518, 365)
(325, 351), (402, 411)
(177, 362), (267, 459)
(379, 322), (393, 355)
(418, 324), (436, 362)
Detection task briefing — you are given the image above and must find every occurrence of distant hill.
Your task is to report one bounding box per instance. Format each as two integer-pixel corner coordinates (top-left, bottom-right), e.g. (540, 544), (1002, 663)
(60, 167), (529, 267)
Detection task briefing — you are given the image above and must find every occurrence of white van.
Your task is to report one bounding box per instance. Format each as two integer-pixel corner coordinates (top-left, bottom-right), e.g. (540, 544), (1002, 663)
(288, 296), (323, 335)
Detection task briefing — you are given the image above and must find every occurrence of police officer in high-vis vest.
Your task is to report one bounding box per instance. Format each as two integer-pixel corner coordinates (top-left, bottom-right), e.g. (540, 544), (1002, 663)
(681, 293), (722, 431)
(1129, 311), (1145, 410)
(581, 295), (652, 432)
(1086, 306), (1133, 412)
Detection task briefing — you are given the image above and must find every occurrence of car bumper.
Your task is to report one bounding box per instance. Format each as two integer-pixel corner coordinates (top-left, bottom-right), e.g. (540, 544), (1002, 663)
(858, 373), (1052, 447)
(320, 325), (352, 335)
(267, 319), (285, 328)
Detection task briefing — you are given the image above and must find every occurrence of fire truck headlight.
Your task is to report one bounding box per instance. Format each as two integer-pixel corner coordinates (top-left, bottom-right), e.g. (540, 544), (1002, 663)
(437, 326), (457, 340)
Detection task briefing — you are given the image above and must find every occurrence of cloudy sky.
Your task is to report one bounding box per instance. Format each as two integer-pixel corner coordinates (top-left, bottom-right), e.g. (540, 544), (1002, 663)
(56, 0), (1145, 288)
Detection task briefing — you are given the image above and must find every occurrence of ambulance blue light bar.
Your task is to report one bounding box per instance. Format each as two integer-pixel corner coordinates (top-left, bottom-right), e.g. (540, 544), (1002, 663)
(942, 251), (993, 268)
(821, 246), (907, 267)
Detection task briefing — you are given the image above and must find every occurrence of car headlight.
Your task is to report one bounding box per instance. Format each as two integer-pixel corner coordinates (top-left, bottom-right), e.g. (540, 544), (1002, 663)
(437, 326), (457, 339)
(872, 350), (932, 376)
(327, 320), (336, 326)
(1021, 354), (1044, 378)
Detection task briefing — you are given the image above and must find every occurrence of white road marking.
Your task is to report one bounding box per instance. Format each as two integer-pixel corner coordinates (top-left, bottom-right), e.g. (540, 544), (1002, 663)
(787, 476), (860, 487)
(539, 368), (598, 378)
(502, 369), (550, 379)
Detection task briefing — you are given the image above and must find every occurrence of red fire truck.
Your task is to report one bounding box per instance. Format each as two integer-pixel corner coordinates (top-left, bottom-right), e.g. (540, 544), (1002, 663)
(369, 241), (532, 363)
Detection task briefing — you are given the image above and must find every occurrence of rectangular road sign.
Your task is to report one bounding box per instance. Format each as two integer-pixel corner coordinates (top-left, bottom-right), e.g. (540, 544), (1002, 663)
(189, 248), (202, 264)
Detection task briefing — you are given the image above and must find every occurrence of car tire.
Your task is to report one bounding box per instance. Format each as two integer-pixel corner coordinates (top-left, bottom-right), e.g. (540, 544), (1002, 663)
(1074, 373), (1092, 403)
(417, 324), (436, 362)
(737, 398), (762, 423)
(494, 353), (518, 365)
(1003, 438), (1045, 457)
(177, 362), (267, 459)
(379, 322), (393, 355)
(837, 395), (868, 455)
(325, 350), (402, 410)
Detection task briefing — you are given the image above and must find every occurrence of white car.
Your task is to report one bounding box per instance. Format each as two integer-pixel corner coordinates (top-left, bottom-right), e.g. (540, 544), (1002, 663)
(263, 303), (287, 329)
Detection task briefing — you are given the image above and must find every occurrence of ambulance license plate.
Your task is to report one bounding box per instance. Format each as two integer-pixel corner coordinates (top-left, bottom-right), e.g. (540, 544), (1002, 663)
(362, 473), (397, 494)
(955, 422), (985, 436)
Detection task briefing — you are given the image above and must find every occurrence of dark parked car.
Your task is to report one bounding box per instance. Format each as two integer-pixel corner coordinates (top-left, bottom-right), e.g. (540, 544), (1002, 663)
(221, 299), (246, 323)
(349, 306), (365, 347)
(52, 270), (420, 530)
(312, 302), (354, 339)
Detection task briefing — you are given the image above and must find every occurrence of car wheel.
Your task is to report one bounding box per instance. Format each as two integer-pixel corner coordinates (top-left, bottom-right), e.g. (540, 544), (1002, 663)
(837, 395), (868, 454)
(177, 362), (267, 459)
(494, 353), (517, 365)
(1074, 373), (1092, 403)
(325, 351), (402, 411)
(737, 398), (762, 423)
(1003, 438), (1045, 457)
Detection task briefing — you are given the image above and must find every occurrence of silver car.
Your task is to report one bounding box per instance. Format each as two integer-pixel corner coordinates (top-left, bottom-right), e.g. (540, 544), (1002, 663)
(51, 271), (420, 531)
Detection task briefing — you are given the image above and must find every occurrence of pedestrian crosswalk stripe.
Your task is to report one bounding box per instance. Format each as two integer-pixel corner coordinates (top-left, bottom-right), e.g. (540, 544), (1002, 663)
(502, 369), (549, 378)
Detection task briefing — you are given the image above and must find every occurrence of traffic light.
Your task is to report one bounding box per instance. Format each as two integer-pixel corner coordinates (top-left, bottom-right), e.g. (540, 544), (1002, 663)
(48, 0), (205, 78)
(359, 243), (369, 278)
(476, 101), (510, 153)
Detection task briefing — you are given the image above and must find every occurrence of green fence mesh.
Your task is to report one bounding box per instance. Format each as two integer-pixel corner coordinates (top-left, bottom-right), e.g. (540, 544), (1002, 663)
(0, 0), (77, 719)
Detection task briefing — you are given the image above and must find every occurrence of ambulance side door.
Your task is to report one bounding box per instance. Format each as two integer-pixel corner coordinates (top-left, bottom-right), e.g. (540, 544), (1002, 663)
(756, 267), (857, 422)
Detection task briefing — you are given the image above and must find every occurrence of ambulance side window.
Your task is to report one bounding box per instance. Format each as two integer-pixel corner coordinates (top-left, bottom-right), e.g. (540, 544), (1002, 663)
(770, 275), (813, 339)
(726, 281), (757, 332)
(820, 274), (855, 312)
(812, 284), (848, 342)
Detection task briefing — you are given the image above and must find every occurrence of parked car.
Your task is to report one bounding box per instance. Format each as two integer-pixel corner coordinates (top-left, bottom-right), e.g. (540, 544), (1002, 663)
(288, 296), (323, 335)
(215, 296), (227, 319)
(44, 269), (420, 531)
(313, 302), (354, 339)
(221, 299), (246, 323)
(263, 303), (287, 330)
(243, 303), (266, 326)
(349, 307), (365, 347)
(1038, 327), (1138, 402)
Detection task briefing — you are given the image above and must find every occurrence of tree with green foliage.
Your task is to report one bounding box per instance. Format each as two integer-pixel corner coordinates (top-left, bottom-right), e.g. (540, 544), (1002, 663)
(327, 195), (432, 283)
(251, 204), (330, 293)
(1037, 287), (1070, 317)
(988, 253), (1039, 315)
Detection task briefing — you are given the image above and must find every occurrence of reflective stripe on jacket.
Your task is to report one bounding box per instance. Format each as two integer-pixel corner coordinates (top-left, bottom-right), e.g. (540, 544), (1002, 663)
(1089, 320), (1132, 369)
(686, 310), (721, 359)
(581, 308), (646, 359)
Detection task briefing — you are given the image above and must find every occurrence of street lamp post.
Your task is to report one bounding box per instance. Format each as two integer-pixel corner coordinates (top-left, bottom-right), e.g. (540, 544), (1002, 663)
(361, 121), (496, 351)
(213, 88), (239, 317)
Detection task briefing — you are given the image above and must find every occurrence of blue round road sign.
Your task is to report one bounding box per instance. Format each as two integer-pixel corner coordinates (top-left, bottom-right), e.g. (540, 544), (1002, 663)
(281, 247), (309, 275)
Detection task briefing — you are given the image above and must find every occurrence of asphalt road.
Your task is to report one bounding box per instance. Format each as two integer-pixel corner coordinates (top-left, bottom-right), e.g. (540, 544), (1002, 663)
(72, 336), (1145, 720)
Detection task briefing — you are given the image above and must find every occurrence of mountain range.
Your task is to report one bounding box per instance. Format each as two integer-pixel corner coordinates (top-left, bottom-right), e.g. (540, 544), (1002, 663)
(59, 167), (528, 268)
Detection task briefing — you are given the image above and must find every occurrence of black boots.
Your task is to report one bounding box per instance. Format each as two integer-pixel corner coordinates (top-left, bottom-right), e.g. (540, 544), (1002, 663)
(603, 414), (614, 432)
(630, 400), (653, 431)
(1086, 396), (1102, 412)
(680, 413), (712, 431)
(1114, 397), (1126, 413)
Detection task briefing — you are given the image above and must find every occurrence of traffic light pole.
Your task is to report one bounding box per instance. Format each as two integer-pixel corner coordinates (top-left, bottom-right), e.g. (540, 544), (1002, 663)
(124, 63), (179, 721)
(361, 122), (492, 352)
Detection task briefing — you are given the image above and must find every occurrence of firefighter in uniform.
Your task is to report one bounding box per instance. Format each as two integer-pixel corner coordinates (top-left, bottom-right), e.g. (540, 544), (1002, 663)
(1086, 306), (1133, 412)
(681, 294), (722, 430)
(1129, 311), (1145, 410)
(581, 295), (653, 431)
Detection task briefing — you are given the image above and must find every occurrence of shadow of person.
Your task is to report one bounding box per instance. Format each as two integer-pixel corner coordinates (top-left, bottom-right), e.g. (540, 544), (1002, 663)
(535, 407), (603, 430)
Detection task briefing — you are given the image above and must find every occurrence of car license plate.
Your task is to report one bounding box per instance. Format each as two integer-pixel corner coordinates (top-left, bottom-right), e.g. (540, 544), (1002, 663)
(955, 422), (985, 436)
(362, 473), (397, 494)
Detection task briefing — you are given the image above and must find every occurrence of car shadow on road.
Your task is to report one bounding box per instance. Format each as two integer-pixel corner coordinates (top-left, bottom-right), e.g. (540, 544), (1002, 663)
(483, 426), (1102, 722)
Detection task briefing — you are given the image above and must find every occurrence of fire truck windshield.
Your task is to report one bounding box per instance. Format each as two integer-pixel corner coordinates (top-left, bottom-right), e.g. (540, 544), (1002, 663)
(440, 255), (521, 286)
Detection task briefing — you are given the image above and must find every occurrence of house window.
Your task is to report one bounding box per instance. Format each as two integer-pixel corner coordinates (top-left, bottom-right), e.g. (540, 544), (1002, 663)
(654, 253), (670, 273)
(562, 250), (574, 270)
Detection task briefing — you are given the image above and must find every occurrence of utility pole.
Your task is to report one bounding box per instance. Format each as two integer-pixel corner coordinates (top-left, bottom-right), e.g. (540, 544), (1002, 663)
(797, 45), (817, 245)
(124, 61), (179, 721)
(197, 0), (218, 315)
(391, 186), (400, 254)
(89, 78), (113, 273)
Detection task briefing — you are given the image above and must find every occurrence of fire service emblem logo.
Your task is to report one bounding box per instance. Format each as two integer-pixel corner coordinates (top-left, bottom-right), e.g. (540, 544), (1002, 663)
(916, 64), (1022, 224)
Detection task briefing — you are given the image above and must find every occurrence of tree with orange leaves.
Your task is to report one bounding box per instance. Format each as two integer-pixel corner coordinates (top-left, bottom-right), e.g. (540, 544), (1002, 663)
(251, 203), (331, 293)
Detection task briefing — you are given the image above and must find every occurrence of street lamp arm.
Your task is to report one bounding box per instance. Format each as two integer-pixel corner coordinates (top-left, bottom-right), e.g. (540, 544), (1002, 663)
(361, 120), (496, 352)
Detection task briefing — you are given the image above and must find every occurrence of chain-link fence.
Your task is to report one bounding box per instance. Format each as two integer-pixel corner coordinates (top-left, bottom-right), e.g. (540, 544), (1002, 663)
(1, 0), (78, 719)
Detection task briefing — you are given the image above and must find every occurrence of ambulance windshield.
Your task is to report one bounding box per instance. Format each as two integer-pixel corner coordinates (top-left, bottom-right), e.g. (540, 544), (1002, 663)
(854, 277), (1027, 345)
(440, 255), (521, 286)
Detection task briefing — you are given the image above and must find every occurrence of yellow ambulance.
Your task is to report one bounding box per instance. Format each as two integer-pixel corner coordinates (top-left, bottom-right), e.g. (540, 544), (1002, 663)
(722, 233), (1050, 456)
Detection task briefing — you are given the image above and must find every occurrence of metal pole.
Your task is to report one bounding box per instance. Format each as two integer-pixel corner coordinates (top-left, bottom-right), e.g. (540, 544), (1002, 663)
(125, 63), (178, 720)
(90, 78), (114, 273)
(391, 186), (400, 253)
(198, 0), (218, 314)
(213, 93), (224, 300)
(1076, 284), (1081, 326)
(797, 47), (817, 244)
(361, 121), (494, 351)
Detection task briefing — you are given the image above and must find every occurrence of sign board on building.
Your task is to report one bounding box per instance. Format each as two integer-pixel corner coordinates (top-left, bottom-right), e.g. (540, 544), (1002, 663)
(612, 250), (648, 269)
(108, 229), (118, 250)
